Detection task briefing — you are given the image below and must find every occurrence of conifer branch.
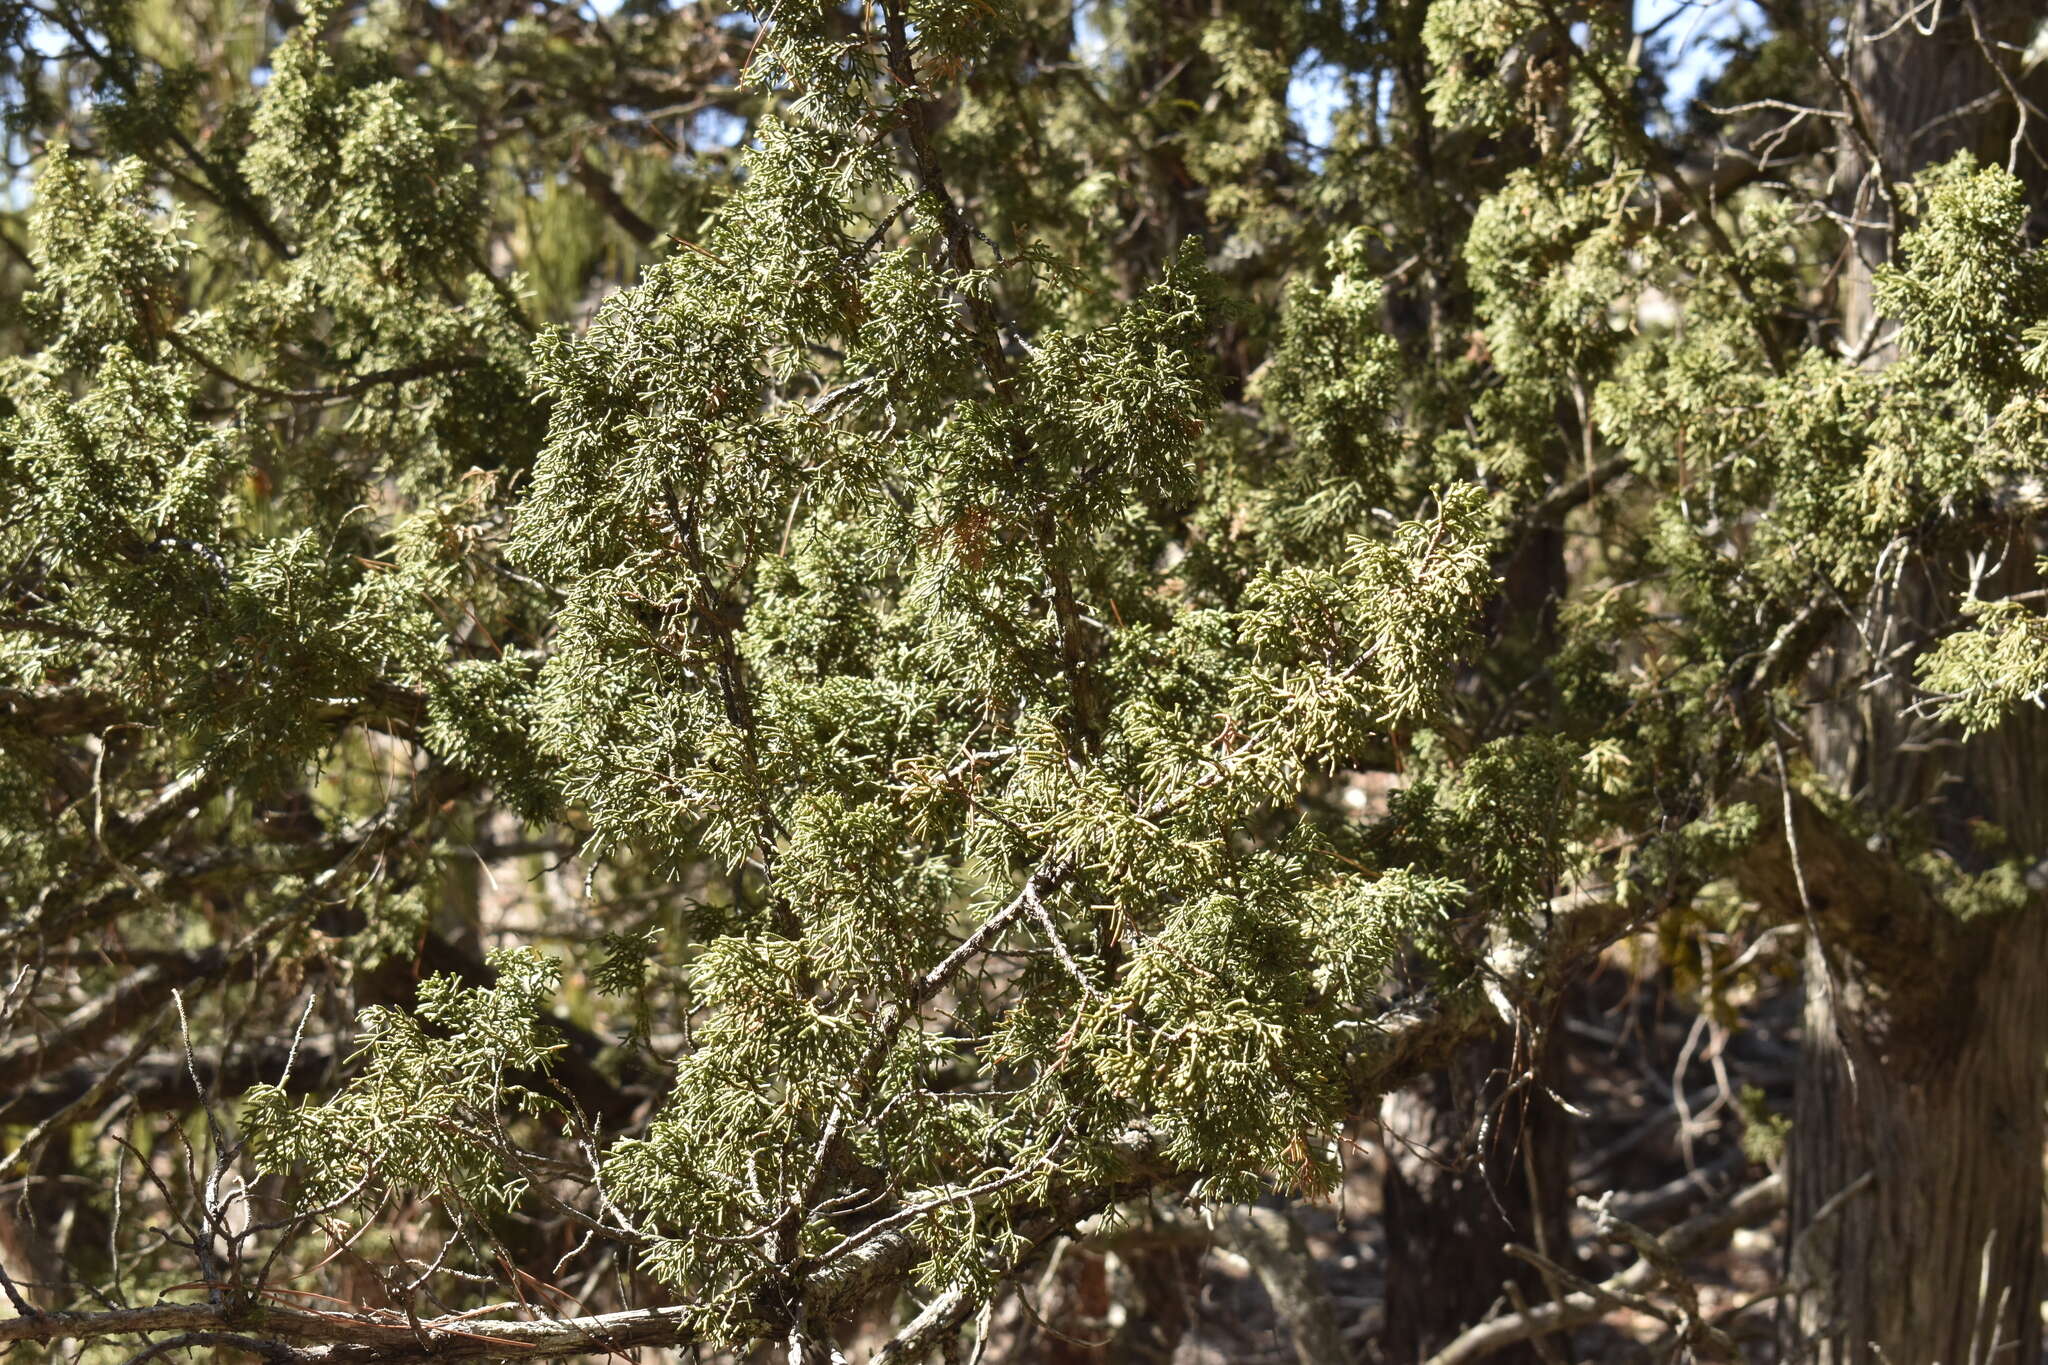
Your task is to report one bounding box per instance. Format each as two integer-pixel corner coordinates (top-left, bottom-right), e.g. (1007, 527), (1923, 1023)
(0, 991), (1507, 1363)
(0, 684), (130, 734)
(10, 0), (2043, 1355)
(162, 334), (482, 405)
(35, 2), (296, 260)
(1518, 453), (1632, 528)
(1521, 0), (1789, 373)
(567, 148), (659, 247)
(876, 0), (1102, 747)
(0, 950), (227, 1094)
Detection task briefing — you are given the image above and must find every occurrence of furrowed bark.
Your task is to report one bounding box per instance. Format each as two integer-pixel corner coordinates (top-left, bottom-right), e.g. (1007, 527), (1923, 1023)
(1784, 0), (2048, 1344)
(1742, 779), (2048, 1364)
(1380, 1034), (1571, 1365)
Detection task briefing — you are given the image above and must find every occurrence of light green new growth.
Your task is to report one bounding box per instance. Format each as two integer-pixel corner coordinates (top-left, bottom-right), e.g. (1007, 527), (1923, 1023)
(3, 0), (2046, 1358)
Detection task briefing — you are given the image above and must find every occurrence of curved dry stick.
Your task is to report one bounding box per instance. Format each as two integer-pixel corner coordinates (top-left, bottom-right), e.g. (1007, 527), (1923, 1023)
(1422, 1173), (1786, 1365)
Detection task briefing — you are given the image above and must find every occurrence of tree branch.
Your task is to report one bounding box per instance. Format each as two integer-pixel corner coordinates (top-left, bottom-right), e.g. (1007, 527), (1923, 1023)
(1422, 1173), (1786, 1365)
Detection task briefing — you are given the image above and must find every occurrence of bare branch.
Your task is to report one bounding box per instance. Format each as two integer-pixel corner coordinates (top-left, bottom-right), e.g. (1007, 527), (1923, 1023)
(1422, 1174), (1786, 1365)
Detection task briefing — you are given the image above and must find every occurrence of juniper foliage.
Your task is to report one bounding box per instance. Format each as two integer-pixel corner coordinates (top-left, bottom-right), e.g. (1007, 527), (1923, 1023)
(1, 0), (2044, 1360)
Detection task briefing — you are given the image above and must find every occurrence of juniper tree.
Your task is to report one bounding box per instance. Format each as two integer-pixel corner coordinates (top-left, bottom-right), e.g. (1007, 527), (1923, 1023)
(1, 1), (2046, 1363)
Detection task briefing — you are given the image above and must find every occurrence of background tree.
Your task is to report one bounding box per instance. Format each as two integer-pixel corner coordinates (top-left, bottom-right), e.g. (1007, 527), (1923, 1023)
(1, 2), (2044, 1364)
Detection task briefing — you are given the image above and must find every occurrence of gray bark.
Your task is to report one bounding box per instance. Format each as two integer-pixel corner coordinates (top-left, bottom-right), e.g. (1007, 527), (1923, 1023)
(1782, 2), (2048, 1356)
(1380, 1035), (1573, 1364)
(1773, 554), (2048, 1362)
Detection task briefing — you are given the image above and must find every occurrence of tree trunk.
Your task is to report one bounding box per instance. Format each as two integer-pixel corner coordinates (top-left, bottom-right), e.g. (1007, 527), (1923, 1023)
(1109, 1239), (1207, 1365)
(1041, 1242), (1111, 1365)
(1380, 1034), (1572, 1363)
(1835, 0), (2048, 342)
(1784, 3), (2048, 1356)
(1788, 918), (2048, 1364)
(1784, 553), (2048, 1364)
(1217, 1206), (1352, 1365)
